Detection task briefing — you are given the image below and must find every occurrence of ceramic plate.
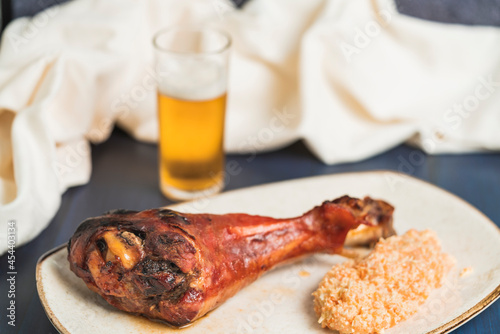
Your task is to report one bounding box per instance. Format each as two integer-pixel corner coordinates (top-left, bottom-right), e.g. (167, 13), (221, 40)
(36, 171), (500, 334)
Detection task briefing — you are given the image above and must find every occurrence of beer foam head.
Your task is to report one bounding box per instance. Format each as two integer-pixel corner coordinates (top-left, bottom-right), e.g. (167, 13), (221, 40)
(157, 57), (227, 101)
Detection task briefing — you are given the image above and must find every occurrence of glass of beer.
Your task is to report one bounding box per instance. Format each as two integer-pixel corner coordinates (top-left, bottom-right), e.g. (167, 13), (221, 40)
(153, 26), (231, 201)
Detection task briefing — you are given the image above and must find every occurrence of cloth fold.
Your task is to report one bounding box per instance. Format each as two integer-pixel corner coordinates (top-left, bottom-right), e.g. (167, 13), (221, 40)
(1, 0), (500, 254)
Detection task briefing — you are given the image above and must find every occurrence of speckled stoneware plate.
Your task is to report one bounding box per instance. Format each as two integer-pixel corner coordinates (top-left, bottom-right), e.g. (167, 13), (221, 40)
(36, 171), (500, 334)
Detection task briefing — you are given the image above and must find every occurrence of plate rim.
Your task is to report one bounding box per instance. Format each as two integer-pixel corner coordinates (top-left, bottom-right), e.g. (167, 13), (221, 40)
(36, 243), (70, 334)
(36, 170), (500, 334)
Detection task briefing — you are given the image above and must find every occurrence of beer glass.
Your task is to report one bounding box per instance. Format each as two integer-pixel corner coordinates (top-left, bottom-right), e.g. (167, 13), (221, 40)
(153, 26), (231, 201)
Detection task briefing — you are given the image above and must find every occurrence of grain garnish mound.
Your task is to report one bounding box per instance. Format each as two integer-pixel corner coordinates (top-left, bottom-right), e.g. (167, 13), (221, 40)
(313, 229), (454, 334)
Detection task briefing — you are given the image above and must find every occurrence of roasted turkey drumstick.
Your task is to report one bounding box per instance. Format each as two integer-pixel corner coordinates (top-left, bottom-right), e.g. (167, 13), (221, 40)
(68, 195), (394, 327)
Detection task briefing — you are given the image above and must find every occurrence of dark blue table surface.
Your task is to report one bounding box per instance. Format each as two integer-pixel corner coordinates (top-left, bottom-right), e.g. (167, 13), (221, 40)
(0, 128), (499, 334)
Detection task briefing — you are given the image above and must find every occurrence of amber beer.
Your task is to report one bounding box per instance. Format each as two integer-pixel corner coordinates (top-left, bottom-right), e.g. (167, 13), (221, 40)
(157, 91), (226, 196)
(153, 25), (231, 200)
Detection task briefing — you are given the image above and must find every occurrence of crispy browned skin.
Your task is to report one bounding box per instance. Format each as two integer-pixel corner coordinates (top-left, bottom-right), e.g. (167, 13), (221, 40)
(67, 195), (394, 327)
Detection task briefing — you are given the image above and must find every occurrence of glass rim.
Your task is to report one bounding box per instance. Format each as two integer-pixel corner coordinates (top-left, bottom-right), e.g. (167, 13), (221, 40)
(152, 25), (232, 56)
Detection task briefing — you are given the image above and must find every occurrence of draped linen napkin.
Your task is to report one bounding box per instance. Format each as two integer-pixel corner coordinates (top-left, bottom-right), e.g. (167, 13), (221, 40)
(1, 0), (500, 254)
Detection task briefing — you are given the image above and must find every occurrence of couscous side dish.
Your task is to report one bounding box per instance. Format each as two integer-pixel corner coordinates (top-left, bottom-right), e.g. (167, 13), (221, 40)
(313, 229), (454, 334)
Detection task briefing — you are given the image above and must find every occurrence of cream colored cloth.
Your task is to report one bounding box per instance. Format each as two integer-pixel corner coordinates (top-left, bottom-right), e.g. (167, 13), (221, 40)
(1, 0), (500, 254)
